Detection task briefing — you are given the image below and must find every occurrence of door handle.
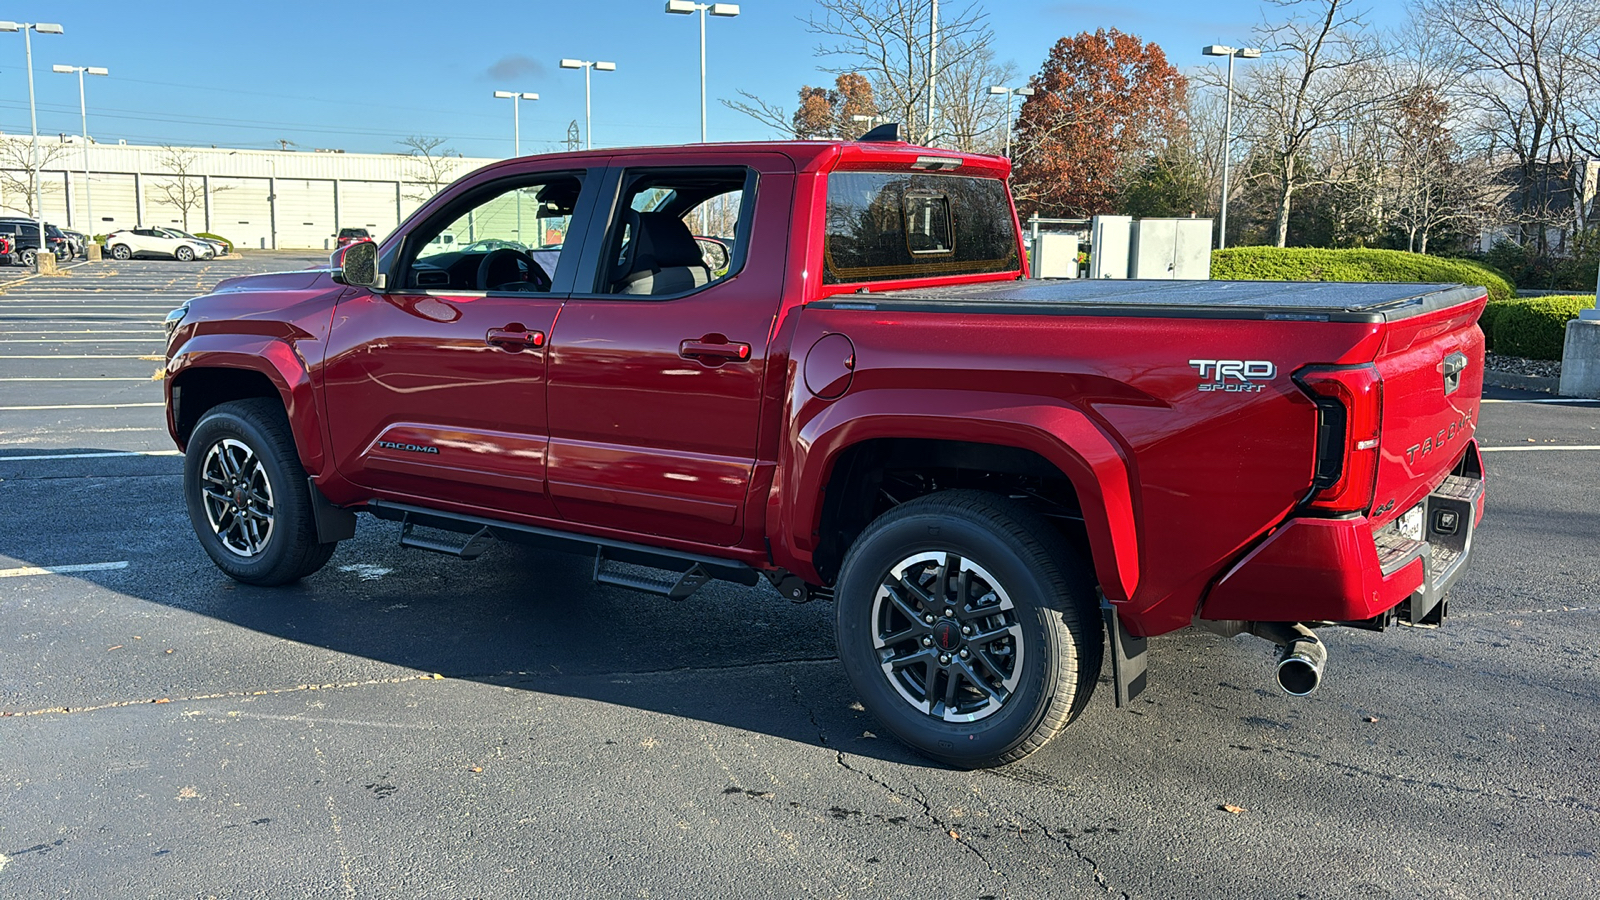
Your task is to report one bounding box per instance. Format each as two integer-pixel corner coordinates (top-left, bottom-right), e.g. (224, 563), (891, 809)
(679, 335), (751, 363)
(487, 326), (545, 352)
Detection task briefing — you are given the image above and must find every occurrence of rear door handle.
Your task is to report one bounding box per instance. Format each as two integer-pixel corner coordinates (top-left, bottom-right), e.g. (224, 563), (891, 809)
(487, 326), (545, 352)
(679, 336), (751, 363)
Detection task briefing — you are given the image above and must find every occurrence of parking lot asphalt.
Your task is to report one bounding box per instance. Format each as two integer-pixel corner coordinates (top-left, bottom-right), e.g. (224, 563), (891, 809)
(1, 258), (1597, 899)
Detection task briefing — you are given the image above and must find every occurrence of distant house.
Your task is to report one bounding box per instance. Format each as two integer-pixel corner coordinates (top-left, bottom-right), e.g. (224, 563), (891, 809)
(1478, 157), (1600, 254)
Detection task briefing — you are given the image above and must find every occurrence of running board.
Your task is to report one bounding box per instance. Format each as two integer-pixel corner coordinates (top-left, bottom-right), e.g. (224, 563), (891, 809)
(367, 500), (759, 587)
(399, 520), (494, 559)
(593, 548), (712, 600)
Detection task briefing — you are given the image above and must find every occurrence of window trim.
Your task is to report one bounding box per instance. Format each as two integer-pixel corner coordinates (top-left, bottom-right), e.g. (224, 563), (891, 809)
(388, 167), (598, 297)
(566, 165), (761, 302)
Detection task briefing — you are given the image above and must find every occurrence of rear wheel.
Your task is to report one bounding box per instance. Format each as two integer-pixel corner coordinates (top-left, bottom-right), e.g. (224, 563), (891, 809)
(184, 398), (336, 585)
(834, 490), (1102, 768)
(176, 245), (195, 262)
(20, 248), (37, 267)
(110, 244), (132, 260)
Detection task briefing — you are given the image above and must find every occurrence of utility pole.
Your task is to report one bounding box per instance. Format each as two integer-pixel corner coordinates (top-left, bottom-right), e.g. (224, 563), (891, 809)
(925, 0), (938, 145)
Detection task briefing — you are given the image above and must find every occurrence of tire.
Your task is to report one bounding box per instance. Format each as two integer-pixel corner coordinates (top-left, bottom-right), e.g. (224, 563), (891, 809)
(834, 490), (1103, 768)
(176, 245), (195, 262)
(183, 398), (336, 585)
(110, 244), (132, 260)
(21, 248), (36, 267)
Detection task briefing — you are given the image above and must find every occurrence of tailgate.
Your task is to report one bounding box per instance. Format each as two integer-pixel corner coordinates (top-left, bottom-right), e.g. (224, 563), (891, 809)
(1369, 291), (1487, 528)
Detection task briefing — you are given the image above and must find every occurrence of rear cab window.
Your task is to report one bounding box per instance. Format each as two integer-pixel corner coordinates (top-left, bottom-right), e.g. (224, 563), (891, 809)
(823, 171), (1018, 284)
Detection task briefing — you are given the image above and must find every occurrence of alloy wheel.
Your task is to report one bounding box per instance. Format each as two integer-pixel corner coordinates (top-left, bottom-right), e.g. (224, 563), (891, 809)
(199, 438), (276, 557)
(871, 551), (1026, 723)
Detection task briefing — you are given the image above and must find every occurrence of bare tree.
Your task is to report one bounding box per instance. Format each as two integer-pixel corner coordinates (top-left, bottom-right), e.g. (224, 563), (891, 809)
(149, 146), (229, 231)
(0, 136), (70, 218)
(1414, 0), (1600, 252)
(1230, 0), (1391, 246)
(399, 136), (464, 204)
(725, 0), (1012, 148)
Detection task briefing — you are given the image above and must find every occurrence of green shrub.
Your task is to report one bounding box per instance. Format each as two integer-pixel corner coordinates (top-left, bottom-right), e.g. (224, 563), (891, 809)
(1479, 298), (1518, 351)
(1211, 247), (1515, 305)
(1493, 294), (1596, 360)
(197, 232), (233, 252)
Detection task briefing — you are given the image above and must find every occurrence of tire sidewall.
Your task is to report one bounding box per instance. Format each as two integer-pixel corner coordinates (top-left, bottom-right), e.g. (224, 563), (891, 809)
(21, 248), (36, 267)
(184, 404), (308, 583)
(177, 246), (194, 261)
(835, 508), (1067, 766)
(111, 245), (131, 260)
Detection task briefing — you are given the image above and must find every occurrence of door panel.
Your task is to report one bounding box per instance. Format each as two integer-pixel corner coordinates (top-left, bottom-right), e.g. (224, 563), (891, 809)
(546, 159), (794, 546)
(321, 290), (562, 519)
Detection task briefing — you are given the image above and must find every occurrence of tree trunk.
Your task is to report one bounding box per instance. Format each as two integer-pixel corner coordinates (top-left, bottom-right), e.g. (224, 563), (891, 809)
(1274, 178), (1294, 248)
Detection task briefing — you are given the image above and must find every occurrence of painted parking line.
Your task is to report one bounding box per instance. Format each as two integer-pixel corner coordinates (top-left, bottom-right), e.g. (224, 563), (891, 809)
(0, 450), (180, 461)
(0, 561), (128, 579)
(0, 339), (165, 344)
(0, 402), (165, 411)
(0, 355), (157, 360)
(0, 377), (152, 382)
(1480, 445), (1600, 452)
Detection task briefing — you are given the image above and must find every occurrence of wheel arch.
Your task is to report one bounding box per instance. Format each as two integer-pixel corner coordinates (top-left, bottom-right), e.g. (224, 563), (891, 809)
(774, 391), (1141, 603)
(166, 336), (325, 475)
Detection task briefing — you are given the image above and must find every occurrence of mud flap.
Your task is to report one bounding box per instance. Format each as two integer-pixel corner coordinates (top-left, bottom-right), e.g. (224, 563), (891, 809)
(307, 478), (357, 543)
(1101, 596), (1148, 708)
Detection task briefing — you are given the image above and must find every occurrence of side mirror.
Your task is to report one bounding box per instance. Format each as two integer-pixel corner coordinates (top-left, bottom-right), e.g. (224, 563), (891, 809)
(331, 239), (382, 289)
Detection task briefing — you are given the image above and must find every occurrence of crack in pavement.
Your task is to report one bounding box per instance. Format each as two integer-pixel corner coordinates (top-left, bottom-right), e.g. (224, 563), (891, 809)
(475, 655), (840, 684)
(1013, 810), (1130, 899)
(785, 672), (1009, 891)
(0, 673), (445, 719)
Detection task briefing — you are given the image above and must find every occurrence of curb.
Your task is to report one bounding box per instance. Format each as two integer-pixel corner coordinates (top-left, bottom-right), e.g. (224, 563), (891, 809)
(1484, 369), (1560, 394)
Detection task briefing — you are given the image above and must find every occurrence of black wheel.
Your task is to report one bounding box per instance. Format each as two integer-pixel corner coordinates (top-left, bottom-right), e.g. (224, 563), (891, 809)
(834, 490), (1102, 768)
(110, 244), (132, 260)
(176, 245), (195, 262)
(184, 398), (336, 585)
(21, 248), (37, 267)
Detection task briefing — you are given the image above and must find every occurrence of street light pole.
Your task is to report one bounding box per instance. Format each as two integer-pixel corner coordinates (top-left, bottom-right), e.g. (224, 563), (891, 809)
(560, 59), (617, 150)
(54, 64), (109, 239)
(1203, 45), (1260, 250)
(987, 85), (1035, 158)
(665, 2), (740, 144)
(493, 90), (539, 158)
(2, 21), (65, 265)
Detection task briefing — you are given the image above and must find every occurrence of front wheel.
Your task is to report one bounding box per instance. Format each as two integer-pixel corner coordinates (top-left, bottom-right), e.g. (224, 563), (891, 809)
(183, 398), (336, 585)
(834, 490), (1103, 768)
(20, 248), (36, 267)
(175, 245), (195, 262)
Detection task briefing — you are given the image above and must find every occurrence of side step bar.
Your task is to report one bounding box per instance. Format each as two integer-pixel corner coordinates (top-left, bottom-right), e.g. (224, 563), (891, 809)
(369, 500), (760, 596)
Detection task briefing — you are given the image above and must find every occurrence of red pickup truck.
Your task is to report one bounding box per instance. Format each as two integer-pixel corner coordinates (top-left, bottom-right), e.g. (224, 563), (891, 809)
(163, 137), (1486, 768)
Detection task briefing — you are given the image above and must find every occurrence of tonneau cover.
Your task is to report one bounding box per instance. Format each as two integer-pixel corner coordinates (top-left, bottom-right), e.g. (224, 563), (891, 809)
(832, 279), (1485, 323)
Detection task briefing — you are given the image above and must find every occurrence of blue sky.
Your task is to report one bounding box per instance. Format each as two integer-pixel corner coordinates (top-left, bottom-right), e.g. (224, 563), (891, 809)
(0, 1), (1407, 159)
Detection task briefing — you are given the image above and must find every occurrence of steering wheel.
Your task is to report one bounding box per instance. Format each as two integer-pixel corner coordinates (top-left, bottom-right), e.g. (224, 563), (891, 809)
(476, 247), (552, 292)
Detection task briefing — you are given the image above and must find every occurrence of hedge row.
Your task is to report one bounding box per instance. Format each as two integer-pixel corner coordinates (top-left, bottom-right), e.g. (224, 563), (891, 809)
(1482, 295), (1595, 360)
(1210, 247), (1515, 305)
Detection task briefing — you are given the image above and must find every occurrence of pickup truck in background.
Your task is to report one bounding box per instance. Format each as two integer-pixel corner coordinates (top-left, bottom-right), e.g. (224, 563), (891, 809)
(163, 134), (1486, 768)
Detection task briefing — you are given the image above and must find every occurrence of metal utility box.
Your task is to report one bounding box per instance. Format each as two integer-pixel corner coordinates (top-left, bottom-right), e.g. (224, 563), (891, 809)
(1130, 218), (1214, 280)
(1034, 232), (1080, 278)
(1089, 215), (1132, 279)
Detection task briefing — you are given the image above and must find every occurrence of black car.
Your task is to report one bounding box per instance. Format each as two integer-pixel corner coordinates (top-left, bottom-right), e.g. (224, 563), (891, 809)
(0, 218), (70, 266)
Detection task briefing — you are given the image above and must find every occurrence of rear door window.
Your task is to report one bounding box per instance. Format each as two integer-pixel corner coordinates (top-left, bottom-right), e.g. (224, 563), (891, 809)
(824, 172), (1018, 283)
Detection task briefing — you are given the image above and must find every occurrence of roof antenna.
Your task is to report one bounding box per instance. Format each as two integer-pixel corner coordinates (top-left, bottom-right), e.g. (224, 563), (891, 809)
(857, 122), (902, 142)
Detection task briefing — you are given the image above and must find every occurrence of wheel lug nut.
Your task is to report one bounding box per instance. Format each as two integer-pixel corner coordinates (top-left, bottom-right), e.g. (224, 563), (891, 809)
(922, 636), (933, 647)
(939, 654), (951, 665)
(924, 615), (935, 624)
(959, 649), (969, 659)
(944, 608), (954, 617)
(961, 626), (972, 635)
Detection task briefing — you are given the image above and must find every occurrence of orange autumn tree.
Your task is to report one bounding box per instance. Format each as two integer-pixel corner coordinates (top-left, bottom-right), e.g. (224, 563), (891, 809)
(1012, 29), (1186, 218)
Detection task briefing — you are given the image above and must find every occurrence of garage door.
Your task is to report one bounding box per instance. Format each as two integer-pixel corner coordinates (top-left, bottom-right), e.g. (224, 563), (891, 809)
(143, 175), (210, 233)
(210, 177), (272, 250)
(338, 181), (400, 244)
(72, 172), (138, 237)
(276, 179), (336, 249)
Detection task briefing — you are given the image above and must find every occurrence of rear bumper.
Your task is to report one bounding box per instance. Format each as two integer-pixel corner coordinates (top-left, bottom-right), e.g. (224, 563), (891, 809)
(1200, 442), (1485, 624)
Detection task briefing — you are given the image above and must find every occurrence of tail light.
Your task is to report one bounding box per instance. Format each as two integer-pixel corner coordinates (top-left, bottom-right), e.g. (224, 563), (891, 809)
(1294, 364), (1383, 514)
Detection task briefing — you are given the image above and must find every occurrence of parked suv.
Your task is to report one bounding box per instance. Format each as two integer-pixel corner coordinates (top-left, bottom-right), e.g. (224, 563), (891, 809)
(335, 227), (370, 248)
(104, 227), (215, 261)
(0, 219), (70, 266)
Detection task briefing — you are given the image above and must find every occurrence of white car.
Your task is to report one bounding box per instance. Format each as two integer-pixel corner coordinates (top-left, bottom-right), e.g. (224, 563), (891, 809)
(104, 227), (216, 261)
(159, 228), (229, 257)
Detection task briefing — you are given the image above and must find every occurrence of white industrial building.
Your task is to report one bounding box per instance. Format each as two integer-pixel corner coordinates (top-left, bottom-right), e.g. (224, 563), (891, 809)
(0, 136), (502, 249)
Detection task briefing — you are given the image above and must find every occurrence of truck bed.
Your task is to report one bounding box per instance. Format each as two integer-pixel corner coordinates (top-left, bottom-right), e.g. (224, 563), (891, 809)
(830, 279), (1485, 323)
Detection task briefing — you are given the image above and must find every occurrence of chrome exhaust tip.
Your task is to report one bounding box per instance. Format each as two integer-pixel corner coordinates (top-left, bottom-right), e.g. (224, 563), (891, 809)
(1275, 637), (1327, 696)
